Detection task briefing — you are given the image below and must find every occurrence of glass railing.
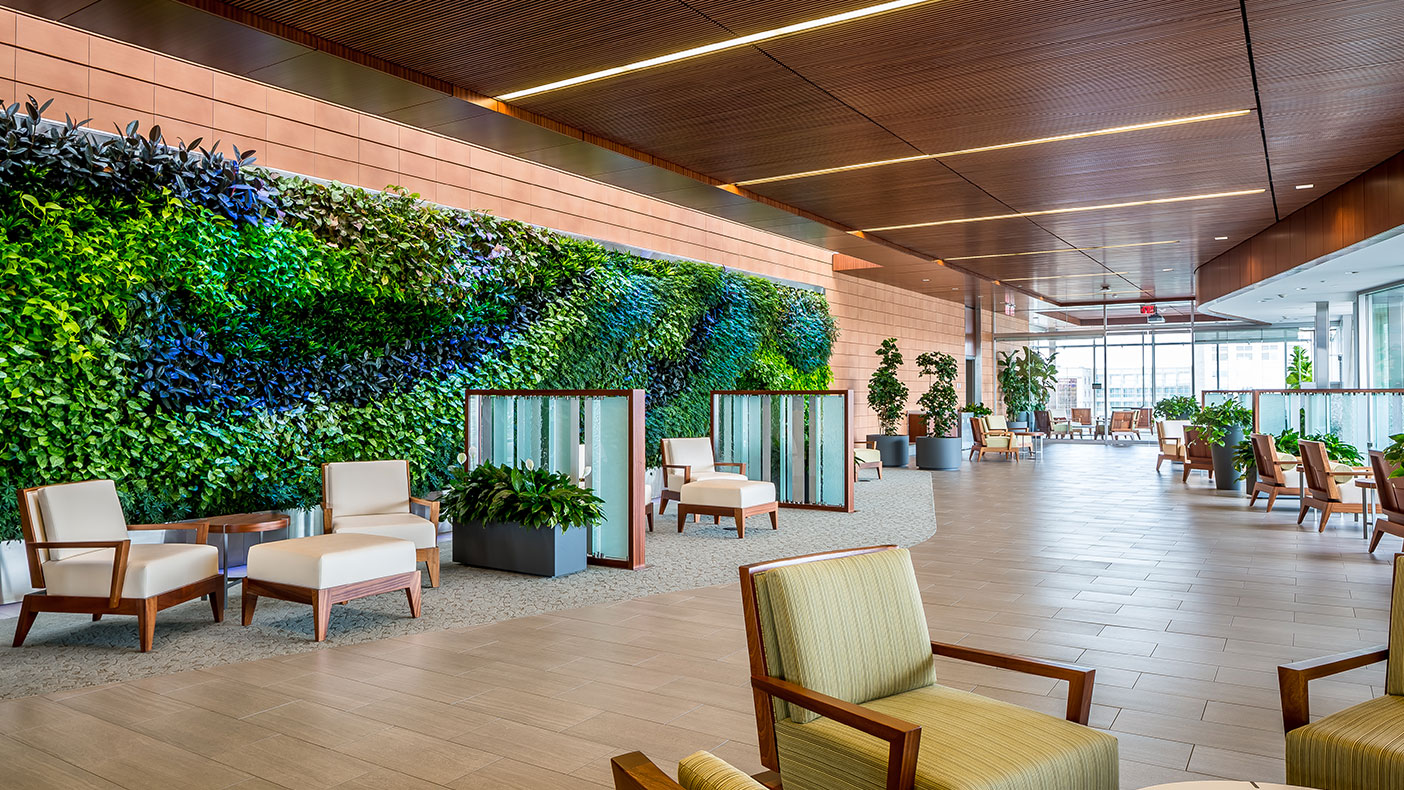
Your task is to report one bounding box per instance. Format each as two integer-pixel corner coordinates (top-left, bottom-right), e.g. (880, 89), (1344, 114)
(1202, 390), (1253, 409)
(1253, 389), (1404, 454)
(711, 390), (854, 512)
(464, 389), (645, 569)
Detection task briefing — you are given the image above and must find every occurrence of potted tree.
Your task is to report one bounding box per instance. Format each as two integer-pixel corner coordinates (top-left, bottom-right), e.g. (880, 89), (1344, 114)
(914, 351), (961, 470)
(960, 402), (992, 449)
(1190, 401), (1254, 491)
(997, 346), (1058, 428)
(866, 338), (910, 467)
(1153, 395), (1198, 421)
(444, 460), (604, 577)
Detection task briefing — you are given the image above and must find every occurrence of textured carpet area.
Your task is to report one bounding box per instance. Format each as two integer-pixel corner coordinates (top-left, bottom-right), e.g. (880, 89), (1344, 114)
(0, 468), (934, 698)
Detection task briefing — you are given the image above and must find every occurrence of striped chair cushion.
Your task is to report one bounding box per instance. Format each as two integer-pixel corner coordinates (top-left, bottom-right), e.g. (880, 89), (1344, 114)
(1286, 694), (1404, 790)
(1389, 554), (1403, 696)
(775, 684), (1118, 790)
(678, 751), (766, 790)
(763, 548), (935, 724)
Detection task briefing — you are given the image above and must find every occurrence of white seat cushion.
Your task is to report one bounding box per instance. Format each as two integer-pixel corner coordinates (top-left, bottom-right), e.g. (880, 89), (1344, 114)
(665, 468), (746, 492)
(43, 543), (218, 598)
(330, 513), (437, 549)
(680, 479), (776, 509)
(854, 448), (882, 464)
(247, 533), (415, 589)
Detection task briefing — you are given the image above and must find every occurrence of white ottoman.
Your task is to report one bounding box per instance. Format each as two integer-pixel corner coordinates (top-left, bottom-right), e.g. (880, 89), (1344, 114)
(677, 479), (778, 539)
(243, 533), (421, 641)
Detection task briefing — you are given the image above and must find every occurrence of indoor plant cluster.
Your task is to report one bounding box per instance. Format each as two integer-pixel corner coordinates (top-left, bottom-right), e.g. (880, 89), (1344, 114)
(914, 351), (960, 470)
(1189, 400), (1254, 490)
(0, 98), (839, 540)
(996, 346), (1058, 423)
(1153, 395), (1199, 421)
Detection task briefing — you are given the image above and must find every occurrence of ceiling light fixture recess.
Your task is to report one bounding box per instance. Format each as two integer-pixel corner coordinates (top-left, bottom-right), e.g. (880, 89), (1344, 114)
(942, 239), (1178, 262)
(732, 110), (1251, 186)
(1214, 236), (1229, 240)
(857, 189), (1264, 232)
(496, 0), (936, 100)
(1295, 184), (1314, 189)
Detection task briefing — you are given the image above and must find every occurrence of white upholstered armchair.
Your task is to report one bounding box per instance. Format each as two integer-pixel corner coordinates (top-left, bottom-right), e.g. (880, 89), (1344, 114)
(14, 479), (223, 652)
(321, 460), (441, 587)
(657, 437), (746, 513)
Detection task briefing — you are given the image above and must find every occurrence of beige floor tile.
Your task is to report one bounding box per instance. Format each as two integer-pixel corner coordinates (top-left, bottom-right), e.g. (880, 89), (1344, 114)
(330, 725), (498, 784)
(348, 695), (497, 738)
(128, 707), (276, 758)
(242, 699), (392, 748)
(449, 757), (610, 789)
(452, 717), (617, 772)
(211, 733), (374, 789)
(455, 686), (602, 731)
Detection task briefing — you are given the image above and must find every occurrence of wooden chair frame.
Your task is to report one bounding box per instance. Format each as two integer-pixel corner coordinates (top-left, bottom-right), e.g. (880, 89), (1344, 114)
(1154, 420), (1184, 472)
(321, 461), (441, 587)
(610, 751), (779, 790)
(1109, 410), (1139, 440)
(1070, 408), (1093, 439)
(1278, 553), (1398, 731)
(14, 485), (225, 653)
(739, 546), (1097, 789)
(1136, 408), (1153, 436)
(856, 439), (884, 480)
(676, 499), (777, 539)
(243, 570), (421, 642)
(1296, 440), (1365, 531)
(1368, 450), (1404, 553)
(657, 439), (747, 513)
(970, 417), (1019, 462)
(1181, 428), (1215, 483)
(1248, 433), (1301, 513)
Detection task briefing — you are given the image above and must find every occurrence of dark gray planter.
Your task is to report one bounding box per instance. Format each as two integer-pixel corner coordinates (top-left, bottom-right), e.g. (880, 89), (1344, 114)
(866, 434), (909, 467)
(452, 520), (587, 577)
(1210, 426), (1245, 491)
(915, 436), (961, 471)
(1007, 421), (1029, 431)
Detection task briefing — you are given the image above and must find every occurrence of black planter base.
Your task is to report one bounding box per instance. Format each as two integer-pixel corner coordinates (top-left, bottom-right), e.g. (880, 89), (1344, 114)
(451, 520), (587, 577)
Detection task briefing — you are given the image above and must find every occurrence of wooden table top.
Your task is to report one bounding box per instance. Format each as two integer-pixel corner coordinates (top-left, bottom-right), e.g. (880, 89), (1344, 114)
(199, 511), (290, 533)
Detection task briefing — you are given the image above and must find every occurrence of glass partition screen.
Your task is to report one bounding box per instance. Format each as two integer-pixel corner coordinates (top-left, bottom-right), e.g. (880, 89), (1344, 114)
(711, 391), (854, 512)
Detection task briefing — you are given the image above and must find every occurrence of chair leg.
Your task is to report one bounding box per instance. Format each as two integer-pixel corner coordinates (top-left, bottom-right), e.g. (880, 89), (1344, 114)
(11, 598), (39, 648)
(735, 508), (746, 539)
(677, 508), (686, 533)
(1266, 489), (1278, 513)
(1297, 500), (1310, 524)
(1156, 456), (1164, 471)
(242, 589), (258, 626)
(210, 581), (226, 623)
(419, 547), (440, 588)
(658, 497), (669, 515)
(1318, 502), (1333, 532)
(1182, 465), (1191, 483)
(876, 465), (883, 479)
(769, 509), (778, 530)
(92, 613), (103, 621)
(137, 597), (158, 653)
(406, 575), (423, 618)
(1249, 488), (1260, 507)
(646, 504), (654, 532)
(313, 589), (331, 642)
(1369, 522), (1385, 553)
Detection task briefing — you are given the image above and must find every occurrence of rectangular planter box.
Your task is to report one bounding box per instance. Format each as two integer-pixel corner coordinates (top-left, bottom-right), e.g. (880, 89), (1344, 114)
(451, 520), (587, 577)
(1, 540), (36, 604)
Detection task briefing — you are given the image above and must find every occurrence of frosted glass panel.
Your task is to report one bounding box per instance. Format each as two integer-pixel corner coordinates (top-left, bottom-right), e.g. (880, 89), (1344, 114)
(711, 391), (850, 509)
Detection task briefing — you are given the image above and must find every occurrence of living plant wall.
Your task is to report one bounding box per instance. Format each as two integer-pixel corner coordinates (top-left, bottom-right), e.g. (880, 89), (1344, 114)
(0, 98), (837, 539)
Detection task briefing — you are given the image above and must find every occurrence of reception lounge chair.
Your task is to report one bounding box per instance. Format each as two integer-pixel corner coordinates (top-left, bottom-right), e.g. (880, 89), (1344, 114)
(322, 460), (442, 587)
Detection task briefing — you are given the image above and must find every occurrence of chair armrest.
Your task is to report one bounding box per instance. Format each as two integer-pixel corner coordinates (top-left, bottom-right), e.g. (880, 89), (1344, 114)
(661, 464), (692, 487)
(1277, 645), (1388, 731)
(610, 752), (685, 790)
(752, 675), (920, 790)
(410, 497), (441, 524)
(714, 461), (747, 475)
(29, 539), (132, 607)
(932, 641), (1097, 725)
(130, 520), (210, 545)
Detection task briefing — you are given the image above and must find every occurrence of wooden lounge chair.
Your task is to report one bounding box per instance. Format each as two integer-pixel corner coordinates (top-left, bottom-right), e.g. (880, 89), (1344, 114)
(1297, 440), (1365, 531)
(1155, 420), (1188, 472)
(1181, 427), (1215, 482)
(1070, 408), (1093, 439)
(1109, 410), (1138, 440)
(1247, 433), (1300, 513)
(1368, 450), (1404, 553)
(970, 416), (1019, 462)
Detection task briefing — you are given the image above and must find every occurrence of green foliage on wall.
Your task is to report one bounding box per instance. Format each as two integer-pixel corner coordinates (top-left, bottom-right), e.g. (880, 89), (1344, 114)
(0, 101), (837, 540)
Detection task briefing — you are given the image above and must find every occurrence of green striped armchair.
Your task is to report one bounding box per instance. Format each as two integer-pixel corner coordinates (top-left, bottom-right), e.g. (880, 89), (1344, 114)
(739, 546), (1118, 790)
(1280, 552), (1404, 790)
(612, 751), (774, 789)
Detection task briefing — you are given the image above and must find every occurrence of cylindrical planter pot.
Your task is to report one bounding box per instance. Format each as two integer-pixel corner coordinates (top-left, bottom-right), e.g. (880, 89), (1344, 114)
(0, 540), (36, 604)
(1211, 426), (1245, 491)
(915, 436), (962, 471)
(866, 434), (910, 467)
(452, 520), (587, 577)
(1007, 421), (1029, 431)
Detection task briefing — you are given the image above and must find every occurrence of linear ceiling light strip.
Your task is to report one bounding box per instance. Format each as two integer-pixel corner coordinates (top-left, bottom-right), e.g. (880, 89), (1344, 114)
(942, 239), (1180, 262)
(733, 110), (1251, 186)
(859, 188), (1265, 232)
(496, 0), (936, 100)
(1001, 271), (1132, 282)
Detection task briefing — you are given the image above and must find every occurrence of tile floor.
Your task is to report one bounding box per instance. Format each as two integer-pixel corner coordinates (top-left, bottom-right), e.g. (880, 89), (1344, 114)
(0, 442), (1396, 789)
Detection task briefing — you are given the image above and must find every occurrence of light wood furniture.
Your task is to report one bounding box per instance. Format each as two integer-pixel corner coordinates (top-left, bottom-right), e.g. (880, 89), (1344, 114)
(1296, 440), (1367, 531)
(242, 533), (422, 642)
(1181, 428), (1215, 483)
(1109, 410), (1139, 440)
(739, 546), (1108, 789)
(321, 460), (441, 587)
(658, 437), (747, 514)
(1155, 420), (1189, 471)
(202, 511), (290, 582)
(1368, 450), (1404, 553)
(1247, 433), (1301, 513)
(1071, 408), (1094, 438)
(1137, 408), (1153, 435)
(14, 480), (224, 652)
(970, 416), (1020, 461)
(611, 751), (778, 790)
(855, 440), (884, 480)
(676, 480), (777, 539)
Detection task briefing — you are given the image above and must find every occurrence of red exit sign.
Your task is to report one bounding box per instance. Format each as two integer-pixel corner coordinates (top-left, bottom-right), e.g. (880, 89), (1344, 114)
(1140, 304), (1157, 315)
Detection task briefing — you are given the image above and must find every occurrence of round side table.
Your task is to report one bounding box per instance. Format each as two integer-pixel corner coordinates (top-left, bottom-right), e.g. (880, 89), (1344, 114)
(203, 511), (291, 583)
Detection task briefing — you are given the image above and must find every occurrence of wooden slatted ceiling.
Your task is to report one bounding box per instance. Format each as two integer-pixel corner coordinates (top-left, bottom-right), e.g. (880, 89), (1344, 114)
(158, 0), (1404, 306)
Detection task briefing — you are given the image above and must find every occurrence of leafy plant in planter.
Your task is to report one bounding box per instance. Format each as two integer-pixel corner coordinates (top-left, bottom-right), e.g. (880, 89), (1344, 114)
(1286, 346), (1313, 389)
(1153, 395), (1198, 420)
(1192, 400), (1254, 490)
(444, 461), (605, 577)
(962, 402), (993, 418)
(1385, 433), (1404, 479)
(914, 351), (960, 470)
(996, 346), (1058, 420)
(867, 338), (908, 436)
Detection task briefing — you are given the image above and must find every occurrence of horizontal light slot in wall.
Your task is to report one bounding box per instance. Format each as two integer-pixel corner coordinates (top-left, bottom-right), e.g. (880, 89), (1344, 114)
(733, 110), (1252, 186)
(943, 240), (1179, 262)
(858, 189), (1265, 232)
(497, 0), (937, 100)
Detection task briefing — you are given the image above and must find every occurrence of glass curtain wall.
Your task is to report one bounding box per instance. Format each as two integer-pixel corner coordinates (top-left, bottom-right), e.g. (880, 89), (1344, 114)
(1366, 283), (1404, 387)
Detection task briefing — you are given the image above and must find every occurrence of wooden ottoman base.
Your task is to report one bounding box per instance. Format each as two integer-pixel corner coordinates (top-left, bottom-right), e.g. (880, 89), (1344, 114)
(675, 502), (778, 539)
(242, 571), (421, 642)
